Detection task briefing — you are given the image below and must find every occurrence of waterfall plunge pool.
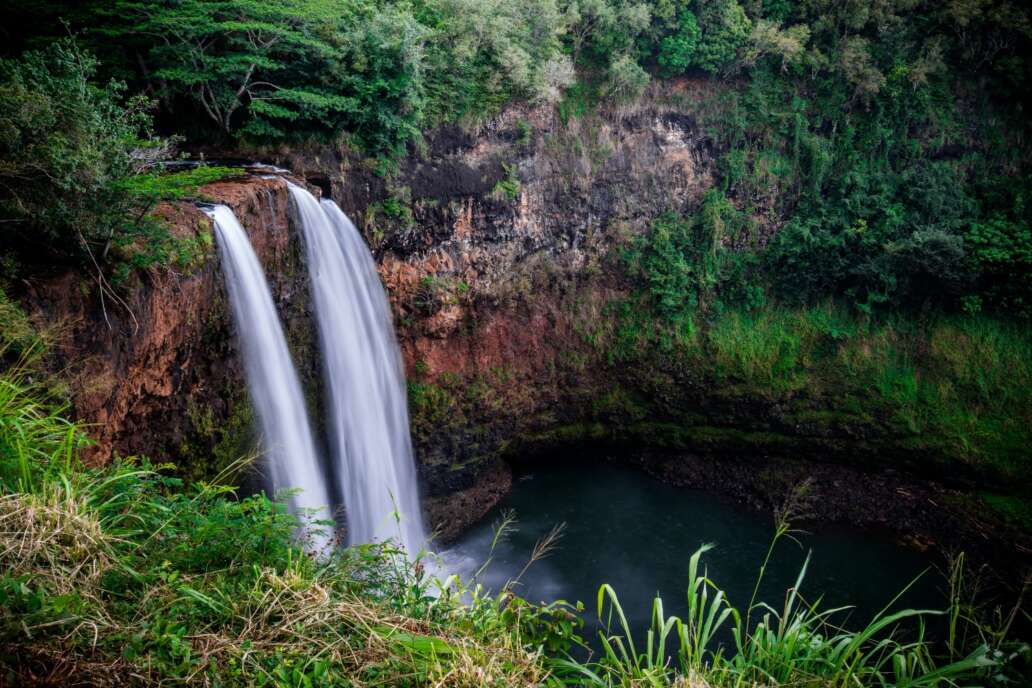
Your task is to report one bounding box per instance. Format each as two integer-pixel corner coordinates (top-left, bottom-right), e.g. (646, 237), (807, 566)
(445, 460), (944, 649)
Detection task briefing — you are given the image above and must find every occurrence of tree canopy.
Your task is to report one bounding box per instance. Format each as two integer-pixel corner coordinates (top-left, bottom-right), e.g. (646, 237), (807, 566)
(0, 0), (1030, 315)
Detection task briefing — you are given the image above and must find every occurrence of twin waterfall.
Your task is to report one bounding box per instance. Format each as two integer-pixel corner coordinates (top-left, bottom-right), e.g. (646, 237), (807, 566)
(206, 185), (426, 557)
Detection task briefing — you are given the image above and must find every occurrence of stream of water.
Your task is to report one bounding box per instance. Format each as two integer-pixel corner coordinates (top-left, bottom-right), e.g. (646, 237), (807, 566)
(289, 185), (427, 556)
(211, 187), (426, 557)
(208, 204), (332, 551)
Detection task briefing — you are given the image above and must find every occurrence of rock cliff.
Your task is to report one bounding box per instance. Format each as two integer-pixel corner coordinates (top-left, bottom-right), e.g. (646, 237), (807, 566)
(18, 99), (1011, 543)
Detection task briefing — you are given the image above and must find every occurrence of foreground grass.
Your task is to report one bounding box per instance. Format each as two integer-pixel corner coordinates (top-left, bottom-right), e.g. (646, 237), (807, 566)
(0, 354), (1025, 685)
(0, 367), (554, 686)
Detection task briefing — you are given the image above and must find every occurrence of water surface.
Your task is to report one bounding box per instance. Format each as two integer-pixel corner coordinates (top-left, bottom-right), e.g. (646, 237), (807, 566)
(447, 461), (944, 646)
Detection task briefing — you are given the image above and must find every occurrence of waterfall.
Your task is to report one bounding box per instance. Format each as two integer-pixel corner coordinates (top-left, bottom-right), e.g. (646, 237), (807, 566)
(289, 185), (427, 558)
(207, 205), (332, 552)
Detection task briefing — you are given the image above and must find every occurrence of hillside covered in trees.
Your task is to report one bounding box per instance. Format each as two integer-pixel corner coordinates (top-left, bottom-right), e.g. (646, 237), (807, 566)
(4, 0), (1031, 314)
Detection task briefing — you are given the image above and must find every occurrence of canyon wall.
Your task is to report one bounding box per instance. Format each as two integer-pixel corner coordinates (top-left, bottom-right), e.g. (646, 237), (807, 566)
(23, 178), (316, 480)
(19, 99), (979, 537)
(20, 100), (719, 534)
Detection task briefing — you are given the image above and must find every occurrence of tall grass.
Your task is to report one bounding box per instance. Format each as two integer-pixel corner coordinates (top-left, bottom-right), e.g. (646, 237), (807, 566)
(0, 367), (552, 686)
(556, 514), (1005, 688)
(0, 363), (84, 494)
(1, 362), (1026, 685)
(598, 298), (1032, 483)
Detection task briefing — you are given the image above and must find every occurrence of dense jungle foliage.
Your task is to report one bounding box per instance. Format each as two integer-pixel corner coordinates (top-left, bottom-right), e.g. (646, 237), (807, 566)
(1, 0), (1030, 314)
(2, 0), (1032, 685)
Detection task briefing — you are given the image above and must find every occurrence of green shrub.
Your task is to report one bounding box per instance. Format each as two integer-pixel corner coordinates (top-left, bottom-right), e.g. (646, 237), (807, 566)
(966, 216), (1032, 317)
(624, 195), (759, 330)
(0, 41), (159, 269)
(625, 211), (700, 330)
(0, 289), (35, 359)
(492, 163), (522, 201)
(692, 0), (751, 74)
(658, 9), (702, 75)
(0, 41), (235, 283)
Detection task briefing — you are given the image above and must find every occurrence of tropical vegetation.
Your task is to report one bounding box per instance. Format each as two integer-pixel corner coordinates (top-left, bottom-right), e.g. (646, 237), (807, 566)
(0, 348), (1023, 685)
(1, 0), (1031, 684)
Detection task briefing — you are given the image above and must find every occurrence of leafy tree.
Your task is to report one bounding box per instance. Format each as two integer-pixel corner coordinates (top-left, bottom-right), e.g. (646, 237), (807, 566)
(81, 0), (574, 151)
(0, 41), (160, 267)
(562, 0), (651, 68)
(96, 1), (366, 136)
(657, 9), (702, 75)
(837, 36), (885, 102)
(693, 0), (752, 74)
(416, 0), (570, 120)
(760, 0), (793, 23)
(740, 20), (810, 70)
(322, 4), (427, 153)
(565, 0), (620, 64)
(606, 54), (651, 101)
(966, 217), (1032, 317)
(654, 0), (752, 75)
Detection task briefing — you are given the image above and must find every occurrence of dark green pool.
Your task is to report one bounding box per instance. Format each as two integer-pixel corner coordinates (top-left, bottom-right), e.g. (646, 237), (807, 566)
(446, 461), (944, 646)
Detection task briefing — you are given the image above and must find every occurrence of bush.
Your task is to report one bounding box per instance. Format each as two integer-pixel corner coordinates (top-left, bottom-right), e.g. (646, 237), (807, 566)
(0, 41), (159, 268)
(625, 194), (761, 331)
(691, 0), (752, 74)
(657, 9), (702, 76)
(966, 217), (1032, 317)
(624, 211), (701, 331)
(879, 228), (971, 306)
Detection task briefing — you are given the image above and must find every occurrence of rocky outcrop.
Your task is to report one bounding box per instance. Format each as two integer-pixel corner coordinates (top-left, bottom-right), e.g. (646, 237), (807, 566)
(18, 99), (720, 535)
(304, 103), (718, 495)
(23, 177), (314, 477)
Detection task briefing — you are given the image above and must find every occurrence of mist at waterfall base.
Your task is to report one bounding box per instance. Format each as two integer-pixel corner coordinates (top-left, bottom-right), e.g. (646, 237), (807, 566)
(206, 205), (332, 551)
(447, 461), (945, 650)
(289, 184), (426, 556)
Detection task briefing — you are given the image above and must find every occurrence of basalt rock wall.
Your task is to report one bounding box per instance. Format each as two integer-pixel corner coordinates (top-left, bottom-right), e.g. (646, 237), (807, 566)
(19, 99), (717, 533)
(20, 96), (975, 535)
(23, 177), (317, 480)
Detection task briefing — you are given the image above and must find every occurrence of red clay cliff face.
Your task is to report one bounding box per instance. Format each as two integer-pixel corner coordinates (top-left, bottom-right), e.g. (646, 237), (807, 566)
(353, 103), (715, 489)
(24, 177), (305, 465)
(19, 100), (718, 528)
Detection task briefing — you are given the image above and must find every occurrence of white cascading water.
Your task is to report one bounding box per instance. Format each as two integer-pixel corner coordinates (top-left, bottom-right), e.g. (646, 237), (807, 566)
(207, 205), (332, 552)
(289, 184), (427, 558)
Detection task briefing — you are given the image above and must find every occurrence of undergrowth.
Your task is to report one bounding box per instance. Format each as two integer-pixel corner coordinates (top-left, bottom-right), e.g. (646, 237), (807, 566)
(107, 166), (240, 285)
(0, 319), (1026, 686)
(0, 370), (552, 686)
(0, 319), (553, 686)
(600, 298), (1032, 484)
(614, 208), (1032, 484)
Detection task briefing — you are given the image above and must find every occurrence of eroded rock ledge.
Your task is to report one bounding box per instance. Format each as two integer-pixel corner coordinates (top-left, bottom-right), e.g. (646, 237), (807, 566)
(24, 177), (305, 470)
